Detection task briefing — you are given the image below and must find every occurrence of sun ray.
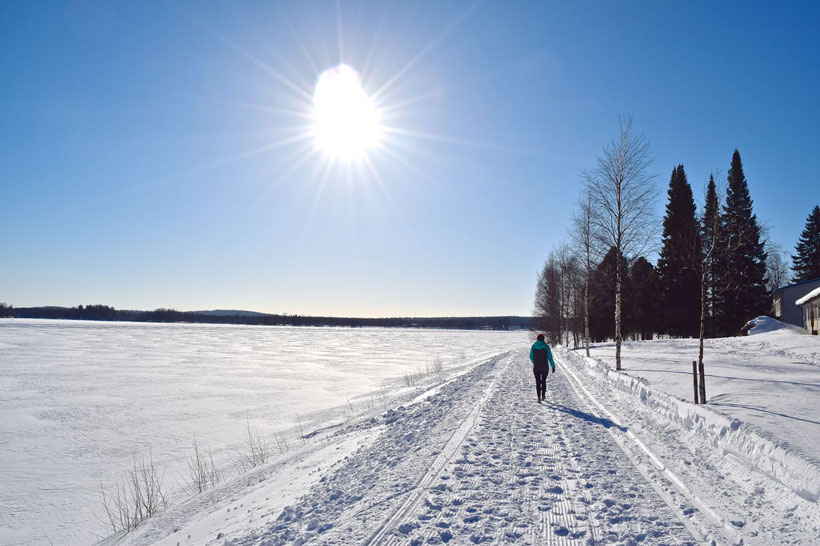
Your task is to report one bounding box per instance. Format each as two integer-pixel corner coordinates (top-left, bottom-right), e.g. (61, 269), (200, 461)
(216, 99), (314, 121)
(362, 155), (418, 248)
(97, 132), (313, 206)
(297, 160), (335, 248)
(378, 68), (503, 118)
(240, 146), (322, 214)
(335, 0), (345, 62)
(382, 125), (553, 157)
(279, 6), (320, 76)
(371, 0), (482, 103)
(374, 143), (456, 199)
(170, 1), (313, 103)
(362, 0), (393, 77)
(345, 162), (357, 250)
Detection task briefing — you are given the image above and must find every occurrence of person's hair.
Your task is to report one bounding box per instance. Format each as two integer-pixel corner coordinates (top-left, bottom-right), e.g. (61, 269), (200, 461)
(536, 333), (545, 341)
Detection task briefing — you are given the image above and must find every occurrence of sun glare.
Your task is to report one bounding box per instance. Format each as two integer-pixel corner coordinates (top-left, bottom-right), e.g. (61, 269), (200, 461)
(312, 64), (383, 162)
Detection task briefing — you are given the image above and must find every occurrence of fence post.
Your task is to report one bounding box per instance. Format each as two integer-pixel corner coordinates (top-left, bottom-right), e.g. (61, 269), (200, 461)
(698, 360), (706, 404)
(692, 361), (699, 404)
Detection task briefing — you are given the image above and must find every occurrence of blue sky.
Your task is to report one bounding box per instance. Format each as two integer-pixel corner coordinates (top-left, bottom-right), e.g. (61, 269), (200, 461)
(2, 1), (818, 317)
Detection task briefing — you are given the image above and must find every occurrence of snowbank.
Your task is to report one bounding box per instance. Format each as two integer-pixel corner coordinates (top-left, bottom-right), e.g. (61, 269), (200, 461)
(747, 315), (807, 335)
(561, 348), (820, 503)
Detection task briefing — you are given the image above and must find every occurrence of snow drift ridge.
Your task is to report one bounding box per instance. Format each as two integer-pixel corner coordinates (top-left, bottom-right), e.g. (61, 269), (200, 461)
(561, 348), (820, 503)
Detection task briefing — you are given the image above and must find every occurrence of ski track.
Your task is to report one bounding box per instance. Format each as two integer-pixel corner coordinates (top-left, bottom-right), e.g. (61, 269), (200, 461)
(380, 352), (694, 546)
(560, 349), (820, 545)
(230, 350), (703, 545)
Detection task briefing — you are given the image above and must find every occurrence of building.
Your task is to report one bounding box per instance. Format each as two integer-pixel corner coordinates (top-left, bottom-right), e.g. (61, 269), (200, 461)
(772, 278), (820, 327)
(796, 286), (820, 335)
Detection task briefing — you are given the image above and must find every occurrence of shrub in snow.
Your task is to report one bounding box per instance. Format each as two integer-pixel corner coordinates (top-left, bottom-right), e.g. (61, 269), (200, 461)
(99, 449), (167, 532)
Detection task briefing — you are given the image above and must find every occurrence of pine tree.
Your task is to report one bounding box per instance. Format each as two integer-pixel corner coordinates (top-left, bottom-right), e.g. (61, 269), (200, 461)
(629, 257), (659, 340)
(791, 205), (820, 282)
(715, 150), (769, 335)
(589, 247), (631, 342)
(701, 176), (721, 338)
(657, 165), (701, 337)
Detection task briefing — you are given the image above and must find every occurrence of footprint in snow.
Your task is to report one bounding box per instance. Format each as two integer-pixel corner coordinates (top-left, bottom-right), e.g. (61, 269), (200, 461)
(397, 522), (417, 534)
(554, 526), (569, 536)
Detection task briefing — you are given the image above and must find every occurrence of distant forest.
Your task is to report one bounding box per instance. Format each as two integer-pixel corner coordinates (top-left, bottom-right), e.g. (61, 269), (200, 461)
(0, 303), (531, 331)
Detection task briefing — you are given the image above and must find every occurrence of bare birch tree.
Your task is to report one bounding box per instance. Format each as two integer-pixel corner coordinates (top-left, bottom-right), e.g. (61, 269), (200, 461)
(570, 189), (597, 357)
(583, 117), (658, 370)
(764, 242), (789, 296)
(695, 175), (724, 403)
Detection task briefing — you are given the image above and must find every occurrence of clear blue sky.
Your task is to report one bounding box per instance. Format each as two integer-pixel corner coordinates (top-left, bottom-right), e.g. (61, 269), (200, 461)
(2, 1), (818, 317)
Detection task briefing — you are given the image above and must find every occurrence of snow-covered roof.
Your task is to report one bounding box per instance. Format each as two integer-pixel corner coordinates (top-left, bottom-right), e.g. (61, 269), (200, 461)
(795, 286), (820, 306)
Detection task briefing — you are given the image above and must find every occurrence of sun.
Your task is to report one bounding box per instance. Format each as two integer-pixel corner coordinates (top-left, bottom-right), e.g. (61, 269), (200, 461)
(311, 63), (383, 162)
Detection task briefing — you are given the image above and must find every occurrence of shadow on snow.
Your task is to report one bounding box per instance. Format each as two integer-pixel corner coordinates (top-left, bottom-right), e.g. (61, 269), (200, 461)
(541, 401), (628, 432)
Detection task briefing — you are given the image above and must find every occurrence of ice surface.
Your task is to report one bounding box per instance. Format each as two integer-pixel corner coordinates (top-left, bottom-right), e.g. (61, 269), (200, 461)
(0, 318), (524, 545)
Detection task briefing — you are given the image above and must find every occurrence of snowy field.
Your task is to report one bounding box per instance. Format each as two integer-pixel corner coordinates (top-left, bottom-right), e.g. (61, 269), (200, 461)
(4, 318), (819, 545)
(0, 319), (526, 545)
(106, 336), (819, 545)
(585, 317), (820, 466)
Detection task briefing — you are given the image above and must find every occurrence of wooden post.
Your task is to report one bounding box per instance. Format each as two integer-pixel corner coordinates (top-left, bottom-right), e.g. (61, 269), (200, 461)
(692, 361), (699, 404)
(698, 360), (706, 404)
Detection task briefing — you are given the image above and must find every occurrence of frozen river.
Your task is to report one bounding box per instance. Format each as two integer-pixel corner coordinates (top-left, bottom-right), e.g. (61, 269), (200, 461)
(0, 318), (526, 545)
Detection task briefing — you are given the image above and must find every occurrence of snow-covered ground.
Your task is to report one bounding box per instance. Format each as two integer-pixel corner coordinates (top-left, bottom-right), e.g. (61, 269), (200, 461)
(105, 339), (820, 545)
(585, 316), (820, 468)
(3, 318), (819, 545)
(0, 319), (526, 545)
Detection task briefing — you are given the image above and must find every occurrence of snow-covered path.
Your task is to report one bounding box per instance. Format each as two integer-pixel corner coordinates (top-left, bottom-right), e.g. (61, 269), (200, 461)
(374, 352), (696, 545)
(228, 350), (700, 545)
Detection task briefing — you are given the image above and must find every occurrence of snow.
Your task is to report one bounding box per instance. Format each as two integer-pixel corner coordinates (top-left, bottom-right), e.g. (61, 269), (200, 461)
(584, 320), (820, 469)
(110, 342), (819, 545)
(796, 286), (820, 306)
(747, 315), (809, 334)
(3, 318), (819, 545)
(0, 318), (525, 545)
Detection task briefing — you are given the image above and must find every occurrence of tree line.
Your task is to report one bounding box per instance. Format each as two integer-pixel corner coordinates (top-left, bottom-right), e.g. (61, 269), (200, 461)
(534, 117), (819, 399)
(1, 303), (532, 331)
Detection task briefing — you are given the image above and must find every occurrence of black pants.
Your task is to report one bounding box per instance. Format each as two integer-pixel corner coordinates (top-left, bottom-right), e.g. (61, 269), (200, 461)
(533, 367), (549, 398)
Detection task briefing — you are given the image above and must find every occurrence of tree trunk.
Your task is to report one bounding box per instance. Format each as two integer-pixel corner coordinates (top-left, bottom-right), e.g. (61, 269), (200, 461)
(584, 268), (591, 357)
(615, 181), (623, 371)
(615, 242), (622, 371)
(692, 360), (699, 404)
(698, 258), (708, 403)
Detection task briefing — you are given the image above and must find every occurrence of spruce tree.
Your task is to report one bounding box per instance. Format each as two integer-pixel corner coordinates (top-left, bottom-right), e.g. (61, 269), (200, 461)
(791, 205), (820, 282)
(629, 257), (659, 340)
(715, 150), (769, 335)
(589, 247), (630, 342)
(657, 165), (701, 337)
(701, 176), (721, 337)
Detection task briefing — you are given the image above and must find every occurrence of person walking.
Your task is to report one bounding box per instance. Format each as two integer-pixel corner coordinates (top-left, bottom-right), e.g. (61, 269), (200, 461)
(529, 333), (556, 403)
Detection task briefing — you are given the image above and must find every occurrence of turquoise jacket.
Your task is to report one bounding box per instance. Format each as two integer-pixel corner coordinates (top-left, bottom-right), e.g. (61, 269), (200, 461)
(529, 340), (556, 371)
